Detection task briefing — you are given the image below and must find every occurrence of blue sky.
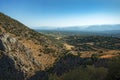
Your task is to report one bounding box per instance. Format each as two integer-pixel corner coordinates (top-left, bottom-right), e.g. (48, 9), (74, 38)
(0, 0), (120, 28)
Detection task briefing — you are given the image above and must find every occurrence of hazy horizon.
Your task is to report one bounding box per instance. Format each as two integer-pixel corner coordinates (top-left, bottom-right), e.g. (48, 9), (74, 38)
(0, 0), (120, 28)
(32, 24), (120, 29)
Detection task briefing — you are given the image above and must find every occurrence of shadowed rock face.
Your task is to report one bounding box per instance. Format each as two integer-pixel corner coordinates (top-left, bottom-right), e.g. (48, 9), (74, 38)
(0, 33), (42, 79)
(0, 39), (5, 51)
(0, 52), (25, 80)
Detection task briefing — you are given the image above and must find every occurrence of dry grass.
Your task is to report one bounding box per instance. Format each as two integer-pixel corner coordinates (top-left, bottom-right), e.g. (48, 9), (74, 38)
(100, 55), (116, 58)
(19, 39), (56, 70)
(56, 37), (62, 40)
(0, 25), (6, 32)
(64, 43), (74, 50)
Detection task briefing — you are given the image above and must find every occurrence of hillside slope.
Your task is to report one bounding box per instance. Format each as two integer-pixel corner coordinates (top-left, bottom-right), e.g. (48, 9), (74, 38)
(0, 12), (63, 79)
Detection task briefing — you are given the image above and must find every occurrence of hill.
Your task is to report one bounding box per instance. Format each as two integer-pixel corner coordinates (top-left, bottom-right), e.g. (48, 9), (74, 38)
(0, 12), (63, 79)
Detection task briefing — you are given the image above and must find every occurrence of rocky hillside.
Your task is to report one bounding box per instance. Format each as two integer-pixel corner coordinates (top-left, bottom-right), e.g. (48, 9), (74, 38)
(0, 34), (39, 80)
(0, 12), (63, 80)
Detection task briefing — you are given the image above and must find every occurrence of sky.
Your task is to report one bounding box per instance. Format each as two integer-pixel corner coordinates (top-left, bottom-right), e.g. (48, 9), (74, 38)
(0, 0), (120, 28)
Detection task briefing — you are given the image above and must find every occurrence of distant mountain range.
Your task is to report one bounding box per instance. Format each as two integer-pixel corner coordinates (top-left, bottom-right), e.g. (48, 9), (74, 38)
(35, 24), (120, 32)
(63, 25), (120, 36)
(34, 24), (120, 37)
(84, 25), (120, 31)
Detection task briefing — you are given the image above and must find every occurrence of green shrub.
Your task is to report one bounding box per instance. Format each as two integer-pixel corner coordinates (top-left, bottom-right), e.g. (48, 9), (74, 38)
(48, 74), (60, 80)
(61, 65), (107, 80)
(106, 56), (120, 80)
(44, 48), (55, 54)
(48, 62), (108, 80)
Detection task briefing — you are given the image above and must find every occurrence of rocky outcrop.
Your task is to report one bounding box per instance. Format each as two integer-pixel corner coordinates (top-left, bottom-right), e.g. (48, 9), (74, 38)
(0, 33), (41, 79)
(0, 51), (25, 80)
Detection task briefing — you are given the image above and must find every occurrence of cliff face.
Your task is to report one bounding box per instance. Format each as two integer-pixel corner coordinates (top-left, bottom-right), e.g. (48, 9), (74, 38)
(0, 12), (63, 80)
(0, 33), (42, 79)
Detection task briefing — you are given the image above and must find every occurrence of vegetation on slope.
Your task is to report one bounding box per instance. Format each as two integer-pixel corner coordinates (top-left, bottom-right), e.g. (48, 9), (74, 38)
(63, 35), (120, 50)
(0, 12), (59, 46)
(0, 12), (63, 79)
(48, 54), (120, 80)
